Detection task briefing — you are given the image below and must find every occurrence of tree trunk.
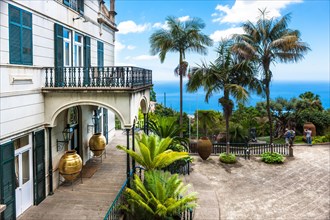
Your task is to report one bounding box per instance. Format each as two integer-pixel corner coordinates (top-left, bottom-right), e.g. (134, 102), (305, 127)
(179, 53), (183, 137)
(225, 113), (230, 155)
(265, 84), (273, 152)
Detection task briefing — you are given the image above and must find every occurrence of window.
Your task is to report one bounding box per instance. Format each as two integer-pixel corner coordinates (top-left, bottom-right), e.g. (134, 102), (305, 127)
(74, 33), (83, 67)
(63, 28), (71, 67)
(9, 5), (32, 65)
(63, 0), (84, 14)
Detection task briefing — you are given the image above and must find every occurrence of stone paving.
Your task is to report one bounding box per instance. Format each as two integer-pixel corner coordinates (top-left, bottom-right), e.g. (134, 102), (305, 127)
(184, 144), (330, 220)
(18, 132), (330, 220)
(18, 130), (127, 220)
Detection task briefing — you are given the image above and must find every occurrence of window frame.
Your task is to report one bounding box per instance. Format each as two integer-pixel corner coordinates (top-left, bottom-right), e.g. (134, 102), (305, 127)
(73, 33), (84, 67)
(63, 28), (72, 67)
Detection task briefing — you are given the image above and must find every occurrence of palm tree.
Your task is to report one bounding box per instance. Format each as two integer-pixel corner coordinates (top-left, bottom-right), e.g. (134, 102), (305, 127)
(150, 16), (213, 137)
(232, 9), (310, 147)
(195, 110), (217, 137)
(116, 133), (188, 170)
(187, 39), (261, 154)
(123, 170), (197, 220)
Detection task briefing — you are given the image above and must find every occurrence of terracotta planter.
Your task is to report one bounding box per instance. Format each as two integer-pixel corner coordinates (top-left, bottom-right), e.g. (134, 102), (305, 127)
(303, 122), (316, 136)
(89, 132), (106, 156)
(197, 137), (212, 160)
(59, 150), (82, 181)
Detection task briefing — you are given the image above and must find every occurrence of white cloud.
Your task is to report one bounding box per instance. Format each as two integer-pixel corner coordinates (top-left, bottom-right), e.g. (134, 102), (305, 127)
(117, 20), (150, 34)
(132, 55), (158, 61)
(213, 0), (302, 24)
(115, 41), (126, 52)
(178, 15), (190, 22)
(153, 21), (170, 30)
(127, 45), (136, 50)
(210, 27), (244, 42)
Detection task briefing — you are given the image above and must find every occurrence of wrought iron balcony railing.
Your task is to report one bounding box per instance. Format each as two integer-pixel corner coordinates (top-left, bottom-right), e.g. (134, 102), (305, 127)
(43, 66), (152, 88)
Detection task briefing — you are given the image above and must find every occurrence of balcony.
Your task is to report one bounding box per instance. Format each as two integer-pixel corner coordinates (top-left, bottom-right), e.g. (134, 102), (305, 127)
(42, 66), (152, 91)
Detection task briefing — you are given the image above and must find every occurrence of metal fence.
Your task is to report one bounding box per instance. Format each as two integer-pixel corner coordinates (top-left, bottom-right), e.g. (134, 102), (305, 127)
(189, 142), (288, 158)
(44, 66), (152, 88)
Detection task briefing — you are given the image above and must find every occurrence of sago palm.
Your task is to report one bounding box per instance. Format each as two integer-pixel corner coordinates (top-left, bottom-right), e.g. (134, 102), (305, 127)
(232, 9), (310, 147)
(116, 133), (188, 170)
(123, 170), (197, 220)
(150, 16), (213, 137)
(187, 39), (261, 154)
(148, 116), (189, 150)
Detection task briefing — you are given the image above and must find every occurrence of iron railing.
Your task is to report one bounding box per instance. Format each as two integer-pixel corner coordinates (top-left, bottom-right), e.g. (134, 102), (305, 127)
(189, 142), (288, 159)
(44, 66), (152, 88)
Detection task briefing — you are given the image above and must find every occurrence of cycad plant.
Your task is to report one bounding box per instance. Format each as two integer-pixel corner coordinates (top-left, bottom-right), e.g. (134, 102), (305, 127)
(116, 133), (189, 170)
(123, 170), (197, 220)
(148, 116), (189, 150)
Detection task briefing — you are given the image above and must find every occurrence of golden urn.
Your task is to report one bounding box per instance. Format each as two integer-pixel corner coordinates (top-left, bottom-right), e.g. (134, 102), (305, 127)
(197, 137), (213, 160)
(59, 150), (82, 181)
(89, 132), (106, 156)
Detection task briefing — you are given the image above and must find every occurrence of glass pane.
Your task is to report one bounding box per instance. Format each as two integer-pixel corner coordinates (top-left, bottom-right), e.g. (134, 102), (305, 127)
(14, 135), (29, 150)
(78, 46), (82, 66)
(22, 151), (30, 184)
(65, 42), (70, 66)
(74, 45), (77, 66)
(75, 34), (82, 43)
(63, 29), (70, 39)
(15, 155), (19, 188)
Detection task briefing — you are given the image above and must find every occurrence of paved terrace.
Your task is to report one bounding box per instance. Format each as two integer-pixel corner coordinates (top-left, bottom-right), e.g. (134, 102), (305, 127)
(18, 130), (127, 220)
(185, 144), (330, 220)
(19, 132), (329, 220)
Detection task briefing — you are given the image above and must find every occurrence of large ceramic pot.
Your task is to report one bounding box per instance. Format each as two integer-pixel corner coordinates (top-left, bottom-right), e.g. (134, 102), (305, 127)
(59, 150), (82, 181)
(197, 137), (212, 160)
(89, 132), (106, 156)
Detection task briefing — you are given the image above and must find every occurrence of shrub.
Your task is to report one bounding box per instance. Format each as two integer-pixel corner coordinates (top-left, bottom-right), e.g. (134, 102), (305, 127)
(261, 152), (284, 164)
(219, 153), (236, 164)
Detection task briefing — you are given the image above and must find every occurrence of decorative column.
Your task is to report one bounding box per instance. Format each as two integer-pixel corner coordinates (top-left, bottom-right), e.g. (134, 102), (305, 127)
(48, 127), (54, 195)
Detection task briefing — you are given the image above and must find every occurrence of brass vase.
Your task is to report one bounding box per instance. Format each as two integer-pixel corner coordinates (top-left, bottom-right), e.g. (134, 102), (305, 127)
(197, 137), (212, 160)
(59, 150), (82, 181)
(89, 132), (106, 156)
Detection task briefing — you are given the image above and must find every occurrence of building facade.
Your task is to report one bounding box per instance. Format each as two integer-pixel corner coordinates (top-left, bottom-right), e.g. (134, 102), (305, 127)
(0, 0), (152, 219)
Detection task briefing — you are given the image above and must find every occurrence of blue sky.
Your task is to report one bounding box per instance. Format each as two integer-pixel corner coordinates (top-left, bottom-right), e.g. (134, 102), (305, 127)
(105, 0), (329, 82)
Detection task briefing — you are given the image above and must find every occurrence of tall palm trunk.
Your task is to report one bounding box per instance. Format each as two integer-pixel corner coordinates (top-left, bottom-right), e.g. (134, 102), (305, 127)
(179, 53), (183, 137)
(265, 85), (273, 152)
(225, 111), (230, 154)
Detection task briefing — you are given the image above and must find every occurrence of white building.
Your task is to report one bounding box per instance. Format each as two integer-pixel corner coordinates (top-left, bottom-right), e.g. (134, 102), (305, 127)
(0, 1), (152, 219)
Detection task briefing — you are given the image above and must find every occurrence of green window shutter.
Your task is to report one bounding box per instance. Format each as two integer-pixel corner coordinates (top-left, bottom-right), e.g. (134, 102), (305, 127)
(9, 5), (22, 64)
(0, 141), (16, 220)
(9, 4), (32, 65)
(83, 36), (90, 85)
(34, 130), (46, 205)
(54, 23), (64, 86)
(78, 0), (84, 14)
(97, 41), (104, 67)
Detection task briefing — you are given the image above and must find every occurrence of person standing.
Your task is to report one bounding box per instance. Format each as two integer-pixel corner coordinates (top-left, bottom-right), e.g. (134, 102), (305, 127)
(305, 128), (312, 145)
(284, 128), (291, 145)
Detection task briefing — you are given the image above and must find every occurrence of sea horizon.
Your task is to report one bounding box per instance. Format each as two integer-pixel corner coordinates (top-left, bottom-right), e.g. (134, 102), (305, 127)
(152, 80), (330, 115)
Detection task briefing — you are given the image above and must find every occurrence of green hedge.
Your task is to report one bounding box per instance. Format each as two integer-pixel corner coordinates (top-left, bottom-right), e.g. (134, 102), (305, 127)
(219, 153), (237, 164)
(261, 152), (284, 164)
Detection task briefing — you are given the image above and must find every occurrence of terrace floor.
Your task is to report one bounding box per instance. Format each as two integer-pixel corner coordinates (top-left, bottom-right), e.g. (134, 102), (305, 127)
(18, 130), (127, 220)
(184, 144), (330, 220)
(18, 131), (329, 220)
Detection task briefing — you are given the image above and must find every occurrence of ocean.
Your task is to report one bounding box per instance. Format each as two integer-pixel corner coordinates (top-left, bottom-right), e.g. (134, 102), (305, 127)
(153, 80), (330, 115)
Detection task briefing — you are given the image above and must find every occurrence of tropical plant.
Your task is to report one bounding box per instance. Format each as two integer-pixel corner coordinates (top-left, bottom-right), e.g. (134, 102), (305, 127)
(195, 110), (217, 137)
(232, 9), (310, 148)
(219, 153), (236, 164)
(116, 133), (189, 170)
(148, 116), (188, 149)
(123, 170), (197, 220)
(150, 16), (213, 137)
(261, 152), (284, 164)
(187, 39), (261, 154)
